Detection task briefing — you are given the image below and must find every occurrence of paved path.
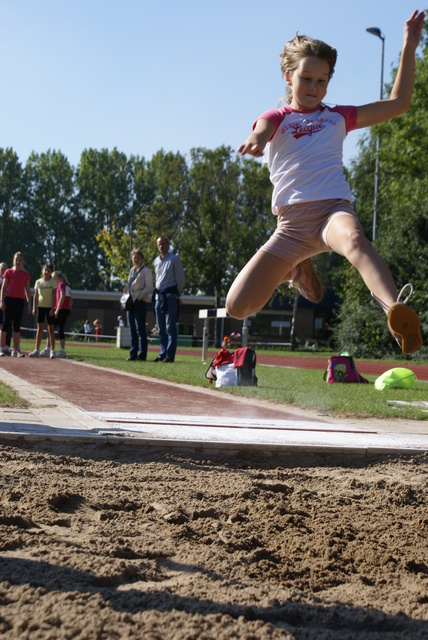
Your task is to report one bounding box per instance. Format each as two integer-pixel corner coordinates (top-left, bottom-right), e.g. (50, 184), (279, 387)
(0, 349), (427, 456)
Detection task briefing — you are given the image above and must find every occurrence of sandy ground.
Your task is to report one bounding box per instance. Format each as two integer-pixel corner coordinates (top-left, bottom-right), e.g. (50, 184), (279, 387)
(1, 440), (428, 639)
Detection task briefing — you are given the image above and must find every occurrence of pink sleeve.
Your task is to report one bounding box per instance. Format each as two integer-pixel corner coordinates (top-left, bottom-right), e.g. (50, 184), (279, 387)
(332, 105), (358, 133)
(253, 106), (290, 138)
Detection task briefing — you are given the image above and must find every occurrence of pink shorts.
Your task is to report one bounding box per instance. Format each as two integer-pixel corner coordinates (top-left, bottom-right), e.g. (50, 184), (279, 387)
(259, 198), (358, 266)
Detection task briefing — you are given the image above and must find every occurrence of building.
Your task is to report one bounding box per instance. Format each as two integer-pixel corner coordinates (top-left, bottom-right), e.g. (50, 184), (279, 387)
(22, 288), (337, 347)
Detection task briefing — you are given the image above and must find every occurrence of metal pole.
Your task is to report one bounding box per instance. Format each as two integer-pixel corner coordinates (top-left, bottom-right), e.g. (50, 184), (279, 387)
(242, 318), (249, 347)
(202, 319), (208, 363)
(366, 28), (385, 241)
(290, 292), (299, 351)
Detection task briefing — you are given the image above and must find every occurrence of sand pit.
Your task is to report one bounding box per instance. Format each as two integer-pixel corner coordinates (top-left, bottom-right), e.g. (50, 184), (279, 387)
(1, 441), (428, 639)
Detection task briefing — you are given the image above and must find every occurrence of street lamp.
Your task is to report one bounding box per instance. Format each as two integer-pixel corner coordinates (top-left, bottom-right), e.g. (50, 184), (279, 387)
(366, 26), (385, 241)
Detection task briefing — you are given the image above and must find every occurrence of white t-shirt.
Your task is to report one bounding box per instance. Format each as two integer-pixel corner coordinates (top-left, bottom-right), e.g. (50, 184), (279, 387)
(256, 103), (358, 212)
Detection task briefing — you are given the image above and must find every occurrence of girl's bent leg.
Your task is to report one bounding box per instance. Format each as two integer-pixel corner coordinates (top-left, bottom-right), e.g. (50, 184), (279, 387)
(325, 214), (397, 312)
(226, 251), (293, 319)
(326, 213), (422, 353)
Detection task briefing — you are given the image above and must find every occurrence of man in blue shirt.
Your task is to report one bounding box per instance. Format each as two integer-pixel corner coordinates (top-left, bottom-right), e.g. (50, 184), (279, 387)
(153, 236), (185, 363)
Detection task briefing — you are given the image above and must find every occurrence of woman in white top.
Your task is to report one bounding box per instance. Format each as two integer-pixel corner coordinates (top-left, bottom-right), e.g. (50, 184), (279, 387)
(124, 249), (153, 362)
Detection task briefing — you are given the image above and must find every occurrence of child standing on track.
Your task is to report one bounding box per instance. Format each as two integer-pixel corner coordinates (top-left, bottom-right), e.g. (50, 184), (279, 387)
(29, 264), (57, 359)
(53, 272), (72, 358)
(226, 10), (424, 355)
(40, 271), (73, 358)
(0, 262), (12, 354)
(0, 252), (31, 357)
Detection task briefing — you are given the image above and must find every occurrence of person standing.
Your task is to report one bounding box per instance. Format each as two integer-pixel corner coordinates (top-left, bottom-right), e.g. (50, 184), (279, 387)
(52, 271), (72, 358)
(29, 263), (57, 358)
(84, 319), (91, 342)
(125, 249), (153, 362)
(152, 236), (185, 363)
(0, 262), (12, 354)
(93, 319), (102, 342)
(0, 252), (31, 357)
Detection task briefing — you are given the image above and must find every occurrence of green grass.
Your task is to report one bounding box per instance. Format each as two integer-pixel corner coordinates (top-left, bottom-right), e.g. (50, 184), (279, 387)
(17, 339), (428, 422)
(0, 381), (29, 408)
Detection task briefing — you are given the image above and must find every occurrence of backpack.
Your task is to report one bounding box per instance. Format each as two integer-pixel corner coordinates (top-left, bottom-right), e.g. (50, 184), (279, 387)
(205, 347), (258, 388)
(324, 352), (369, 384)
(234, 347), (258, 387)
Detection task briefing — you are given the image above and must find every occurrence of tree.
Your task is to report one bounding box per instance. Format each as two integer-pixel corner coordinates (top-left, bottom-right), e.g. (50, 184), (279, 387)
(19, 150), (77, 282)
(233, 158), (276, 280)
(76, 148), (133, 290)
(339, 28), (428, 356)
(133, 150), (189, 261)
(0, 149), (23, 264)
(182, 146), (241, 303)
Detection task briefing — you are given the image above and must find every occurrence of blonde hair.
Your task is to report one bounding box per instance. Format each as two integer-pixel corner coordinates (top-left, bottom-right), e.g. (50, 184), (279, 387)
(280, 34), (337, 104)
(53, 271), (70, 286)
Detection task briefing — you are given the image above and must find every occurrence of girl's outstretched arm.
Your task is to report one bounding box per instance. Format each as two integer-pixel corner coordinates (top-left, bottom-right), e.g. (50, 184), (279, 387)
(355, 10), (424, 129)
(32, 289), (38, 315)
(238, 119), (275, 157)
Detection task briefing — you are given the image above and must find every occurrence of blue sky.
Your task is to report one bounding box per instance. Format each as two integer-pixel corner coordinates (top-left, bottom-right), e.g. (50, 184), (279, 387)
(0, 0), (424, 169)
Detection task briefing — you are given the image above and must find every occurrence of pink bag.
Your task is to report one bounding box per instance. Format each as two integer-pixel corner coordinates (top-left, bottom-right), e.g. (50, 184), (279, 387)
(324, 352), (368, 384)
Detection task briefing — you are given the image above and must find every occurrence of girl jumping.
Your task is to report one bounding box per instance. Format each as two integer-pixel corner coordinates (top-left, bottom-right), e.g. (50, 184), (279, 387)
(226, 10), (424, 355)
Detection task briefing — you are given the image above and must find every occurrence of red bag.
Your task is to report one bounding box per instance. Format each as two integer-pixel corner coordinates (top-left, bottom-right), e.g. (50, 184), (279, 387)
(205, 348), (234, 384)
(205, 347), (258, 387)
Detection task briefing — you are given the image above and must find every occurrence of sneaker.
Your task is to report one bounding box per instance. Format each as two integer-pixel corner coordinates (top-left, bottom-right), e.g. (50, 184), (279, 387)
(388, 284), (423, 355)
(3, 345), (11, 356)
(12, 349), (25, 358)
(40, 348), (50, 358)
(29, 349), (40, 358)
(49, 350), (56, 359)
(0, 349), (5, 357)
(57, 349), (66, 359)
(289, 258), (323, 304)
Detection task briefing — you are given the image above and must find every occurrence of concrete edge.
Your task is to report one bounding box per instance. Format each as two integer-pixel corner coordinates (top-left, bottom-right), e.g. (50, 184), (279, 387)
(0, 430), (426, 459)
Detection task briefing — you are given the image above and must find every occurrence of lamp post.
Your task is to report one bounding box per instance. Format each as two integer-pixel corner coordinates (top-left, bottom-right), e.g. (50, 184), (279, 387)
(366, 27), (385, 241)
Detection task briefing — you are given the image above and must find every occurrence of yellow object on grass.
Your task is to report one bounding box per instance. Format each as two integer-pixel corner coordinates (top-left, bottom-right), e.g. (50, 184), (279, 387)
(374, 367), (416, 391)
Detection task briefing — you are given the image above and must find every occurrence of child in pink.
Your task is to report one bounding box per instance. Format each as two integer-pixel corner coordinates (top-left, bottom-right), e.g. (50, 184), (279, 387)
(42, 271), (73, 358)
(53, 271), (72, 358)
(0, 252), (31, 357)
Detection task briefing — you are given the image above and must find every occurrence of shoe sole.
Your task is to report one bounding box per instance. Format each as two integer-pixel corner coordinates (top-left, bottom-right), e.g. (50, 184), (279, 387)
(292, 259), (323, 304)
(388, 303), (423, 355)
